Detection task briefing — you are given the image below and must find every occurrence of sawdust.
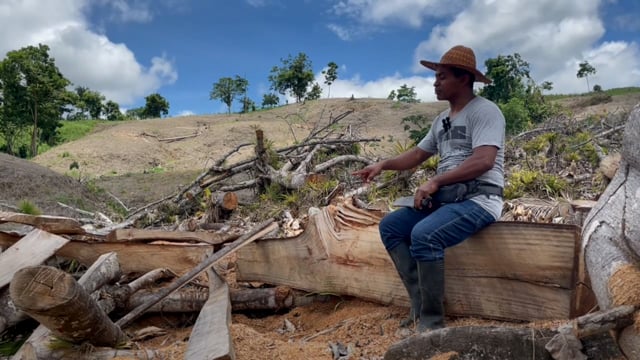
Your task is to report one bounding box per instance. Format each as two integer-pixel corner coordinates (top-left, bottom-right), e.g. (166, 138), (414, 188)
(609, 264), (640, 307)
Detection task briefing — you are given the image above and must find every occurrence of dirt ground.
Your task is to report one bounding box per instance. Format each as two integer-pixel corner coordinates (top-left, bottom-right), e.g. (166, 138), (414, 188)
(2, 93), (640, 359)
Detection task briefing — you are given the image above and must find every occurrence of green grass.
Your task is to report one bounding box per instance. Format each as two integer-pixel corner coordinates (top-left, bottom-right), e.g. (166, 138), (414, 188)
(57, 119), (110, 143)
(545, 86), (640, 100)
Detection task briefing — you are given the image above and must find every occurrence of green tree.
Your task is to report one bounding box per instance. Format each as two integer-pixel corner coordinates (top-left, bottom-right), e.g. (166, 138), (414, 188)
(480, 53), (530, 104)
(395, 84), (419, 103)
(322, 61), (338, 98)
(83, 89), (105, 119)
(0, 44), (70, 156)
(104, 100), (123, 120)
(125, 107), (144, 120)
(261, 93), (279, 109)
(577, 61), (596, 93)
(387, 89), (397, 100)
(240, 96), (256, 113)
(142, 93), (169, 119)
(0, 55), (29, 155)
(268, 52), (315, 103)
(306, 82), (323, 101)
(210, 75), (248, 114)
(478, 53), (560, 134)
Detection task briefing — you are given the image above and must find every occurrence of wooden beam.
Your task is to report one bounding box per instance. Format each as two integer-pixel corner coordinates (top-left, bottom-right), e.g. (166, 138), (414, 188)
(105, 228), (236, 246)
(185, 268), (235, 360)
(0, 211), (84, 235)
(0, 229), (69, 288)
(0, 235), (212, 275)
(236, 200), (586, 322)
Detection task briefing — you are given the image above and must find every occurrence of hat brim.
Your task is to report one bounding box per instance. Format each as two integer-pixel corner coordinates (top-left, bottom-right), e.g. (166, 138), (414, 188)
(420, 60), (491, 84)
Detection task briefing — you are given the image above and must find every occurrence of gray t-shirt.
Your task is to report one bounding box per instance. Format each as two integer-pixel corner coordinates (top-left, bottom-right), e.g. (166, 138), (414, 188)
(417, 96), (505, 220)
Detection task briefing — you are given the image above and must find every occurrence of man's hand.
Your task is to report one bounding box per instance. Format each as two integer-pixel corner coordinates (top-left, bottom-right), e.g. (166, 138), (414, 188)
(414, 178), (440, 209)
(352, 163), (384, 183)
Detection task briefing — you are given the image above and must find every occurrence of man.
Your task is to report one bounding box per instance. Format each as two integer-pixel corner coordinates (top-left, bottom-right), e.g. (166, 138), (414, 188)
(352, 45), (505, 332)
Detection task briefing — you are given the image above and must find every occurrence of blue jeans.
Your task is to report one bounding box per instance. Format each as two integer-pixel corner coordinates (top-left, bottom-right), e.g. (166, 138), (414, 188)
(379, 200), (495, 262)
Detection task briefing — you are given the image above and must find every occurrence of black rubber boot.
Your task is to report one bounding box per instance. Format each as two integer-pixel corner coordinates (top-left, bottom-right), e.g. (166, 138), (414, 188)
(387, 243), (421, 328)
(416, 260), (445, 332)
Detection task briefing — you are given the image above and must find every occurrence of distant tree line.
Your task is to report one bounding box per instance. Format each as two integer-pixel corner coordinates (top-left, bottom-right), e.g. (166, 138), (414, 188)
(1, 42), (601, 158)
(0, 44), (170, 158)
(210, 53), (338, 114)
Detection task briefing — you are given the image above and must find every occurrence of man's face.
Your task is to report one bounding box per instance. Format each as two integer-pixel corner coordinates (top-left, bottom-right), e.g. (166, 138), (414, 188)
(433, 66), (466, 101)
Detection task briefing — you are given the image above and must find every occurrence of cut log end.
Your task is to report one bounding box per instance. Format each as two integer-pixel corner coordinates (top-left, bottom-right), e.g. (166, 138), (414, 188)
(221, 192), (238, 212)
(10, 266), (73, 311)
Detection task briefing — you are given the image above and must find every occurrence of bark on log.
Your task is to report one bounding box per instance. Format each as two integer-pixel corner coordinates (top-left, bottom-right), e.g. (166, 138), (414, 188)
(0, 211), (85, 234)
(383, 326), (622, 360)
(545, 305), (637, 360)
(9, 265), (126, 347)
(11, 253), (124, 360)
(583, 103), (640, 359)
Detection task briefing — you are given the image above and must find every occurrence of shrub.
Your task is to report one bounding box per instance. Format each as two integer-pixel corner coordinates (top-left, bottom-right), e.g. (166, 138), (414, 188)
(500, 98), (530, 135)
(18, 200), (41, 215)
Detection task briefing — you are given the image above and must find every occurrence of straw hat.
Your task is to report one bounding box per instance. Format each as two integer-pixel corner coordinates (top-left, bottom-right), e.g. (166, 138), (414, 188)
(420, 45), (491, 84)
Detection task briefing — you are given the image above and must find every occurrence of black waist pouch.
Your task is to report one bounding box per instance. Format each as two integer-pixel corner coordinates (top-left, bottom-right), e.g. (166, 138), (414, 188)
(428, 180), (503, 210)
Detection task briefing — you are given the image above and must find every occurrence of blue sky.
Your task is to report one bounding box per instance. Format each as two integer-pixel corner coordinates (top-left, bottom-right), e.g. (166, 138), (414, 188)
(1, 0), (639, 117)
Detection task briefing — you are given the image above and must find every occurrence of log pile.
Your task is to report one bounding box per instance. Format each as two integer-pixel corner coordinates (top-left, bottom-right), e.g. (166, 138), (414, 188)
(0, 213), (279, 359)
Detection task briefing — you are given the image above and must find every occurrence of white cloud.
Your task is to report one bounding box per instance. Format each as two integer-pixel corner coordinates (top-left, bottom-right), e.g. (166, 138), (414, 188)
(93, 0), (153, 23)
(0, 0), (177, 106)
(328, 0), (466, 40)
(408, 0), (637, 94)
(310, 71), (438, 103)
(546, 41), (640, 94)
(177, 110), (195, 117)
(246, 0), (268, 7)
(331, 0), (463, 27)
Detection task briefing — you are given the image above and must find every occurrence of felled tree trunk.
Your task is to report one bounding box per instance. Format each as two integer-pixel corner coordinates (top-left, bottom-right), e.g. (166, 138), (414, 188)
(10, 265), (127, 347)
(583, 103), (640, 358)
(384, 326), (622, 360)
(11, 253), (125, 360)
(124, 286), (318, 313)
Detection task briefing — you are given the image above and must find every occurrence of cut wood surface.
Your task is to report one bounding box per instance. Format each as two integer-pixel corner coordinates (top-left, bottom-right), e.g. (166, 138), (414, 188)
(185, 268), (235, 360)
(0, 229), (69, 288)
(236, 200), (587, 322)
(0, 235), (211, 275)
(106, 228), (235, 246)
(0, 211), (85, 234)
